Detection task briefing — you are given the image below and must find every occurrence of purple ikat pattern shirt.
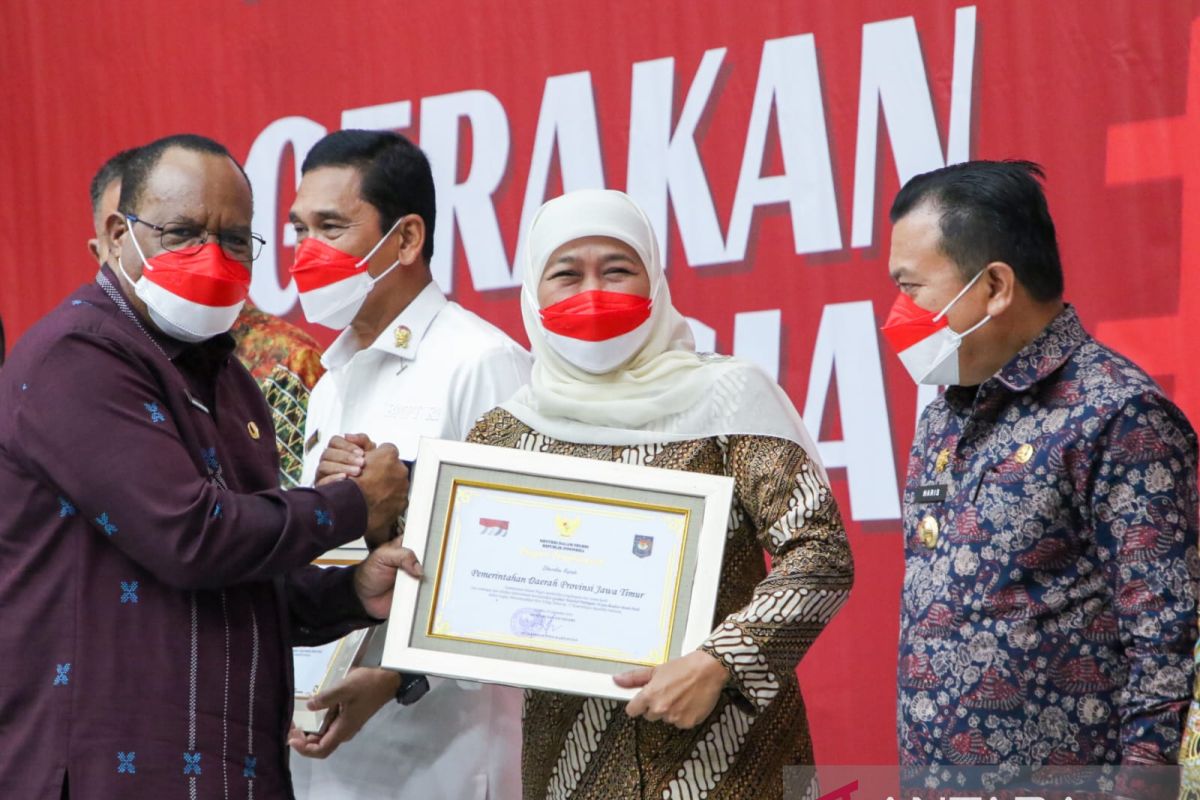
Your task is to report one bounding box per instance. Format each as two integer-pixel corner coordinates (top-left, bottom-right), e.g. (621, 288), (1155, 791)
(0, 267), (375, 799)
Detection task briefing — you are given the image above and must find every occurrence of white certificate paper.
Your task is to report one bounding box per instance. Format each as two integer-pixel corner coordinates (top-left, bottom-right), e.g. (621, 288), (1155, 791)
(294, 641), (340, 697)
(428, 481), (689, 666)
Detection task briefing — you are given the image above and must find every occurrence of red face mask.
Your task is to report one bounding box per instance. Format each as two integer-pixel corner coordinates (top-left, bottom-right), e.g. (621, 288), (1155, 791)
(539, 290), (652, 341)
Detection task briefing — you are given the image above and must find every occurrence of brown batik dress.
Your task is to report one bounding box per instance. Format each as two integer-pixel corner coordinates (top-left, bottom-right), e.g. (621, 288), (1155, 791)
(467, 408), (855, 800)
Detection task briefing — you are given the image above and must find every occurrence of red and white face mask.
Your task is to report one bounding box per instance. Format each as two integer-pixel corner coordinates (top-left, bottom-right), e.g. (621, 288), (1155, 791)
(880, 268), (990, 386)
(289, 218), (402, 330)
(538, 290), (653, 374)
(120, 234), (250, 343)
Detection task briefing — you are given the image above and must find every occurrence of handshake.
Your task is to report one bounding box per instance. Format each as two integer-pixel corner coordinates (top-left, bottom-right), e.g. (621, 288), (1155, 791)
(294, 432), (428, 760)
(316, 432), (410, 549)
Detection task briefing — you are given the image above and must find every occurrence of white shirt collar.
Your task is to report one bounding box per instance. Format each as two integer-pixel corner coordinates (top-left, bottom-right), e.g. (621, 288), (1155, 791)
(321, 282), (448, 370)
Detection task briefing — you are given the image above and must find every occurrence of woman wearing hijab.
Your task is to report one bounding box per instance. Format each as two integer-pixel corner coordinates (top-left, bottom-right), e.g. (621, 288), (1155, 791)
(466, 189), (853, 800)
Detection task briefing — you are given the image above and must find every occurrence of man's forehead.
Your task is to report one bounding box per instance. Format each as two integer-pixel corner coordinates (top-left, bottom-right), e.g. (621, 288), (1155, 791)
(888, 203), (953, 273)
(138, 148), (251, 218)
(890, 206), (943, 254)
(294, 165), (368, 211)
(894, 203), (942, 237)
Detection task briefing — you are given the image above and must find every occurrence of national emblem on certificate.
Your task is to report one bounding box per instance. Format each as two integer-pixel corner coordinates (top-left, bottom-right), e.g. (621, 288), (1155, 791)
(382, 439), (734, 700)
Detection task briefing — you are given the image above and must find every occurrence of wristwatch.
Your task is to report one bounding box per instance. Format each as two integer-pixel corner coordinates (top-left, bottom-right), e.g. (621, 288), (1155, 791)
(395, 672), (430, 706)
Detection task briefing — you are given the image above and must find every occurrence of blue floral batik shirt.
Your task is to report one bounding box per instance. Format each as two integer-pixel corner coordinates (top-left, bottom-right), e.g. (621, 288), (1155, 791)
(898, 305), (1199, 767)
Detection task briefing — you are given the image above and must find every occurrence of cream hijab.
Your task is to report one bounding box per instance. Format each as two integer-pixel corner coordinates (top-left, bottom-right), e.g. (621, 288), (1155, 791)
(502, 189), (825, 475)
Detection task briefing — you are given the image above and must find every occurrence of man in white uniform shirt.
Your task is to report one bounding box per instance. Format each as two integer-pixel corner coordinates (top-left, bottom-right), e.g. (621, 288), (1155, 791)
(286, 130), (528, 799)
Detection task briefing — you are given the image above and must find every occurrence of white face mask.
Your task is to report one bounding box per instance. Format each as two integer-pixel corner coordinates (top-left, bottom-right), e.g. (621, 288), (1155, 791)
(289, 218), (403, 330)
(881, 268), (992, 386)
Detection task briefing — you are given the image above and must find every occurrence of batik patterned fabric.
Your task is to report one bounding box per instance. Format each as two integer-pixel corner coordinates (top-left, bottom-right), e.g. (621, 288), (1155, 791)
(230, 302), (324, 390)
(1180, 641), (1200, 795)
(1184, 763), (1200, 800)
(898, 305), (1199, 768)
(467, 409), (854, 800)
(229, 302), (324, 488)
(258, 364), (311, 488)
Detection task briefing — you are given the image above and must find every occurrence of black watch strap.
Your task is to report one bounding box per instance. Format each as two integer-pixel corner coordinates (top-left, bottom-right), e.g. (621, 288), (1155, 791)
(395, 672), (430, 706)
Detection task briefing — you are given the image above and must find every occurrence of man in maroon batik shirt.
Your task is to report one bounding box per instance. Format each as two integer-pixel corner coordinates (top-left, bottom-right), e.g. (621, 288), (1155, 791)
(0, 133), (419, 799)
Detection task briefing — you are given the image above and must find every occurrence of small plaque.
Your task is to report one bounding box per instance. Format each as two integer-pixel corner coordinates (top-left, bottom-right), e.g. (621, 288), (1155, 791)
(293, 558), (373, 733)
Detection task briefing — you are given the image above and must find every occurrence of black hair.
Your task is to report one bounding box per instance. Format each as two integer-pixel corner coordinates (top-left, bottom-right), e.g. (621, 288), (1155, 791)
(118, 134), (250, 215)
(301, 129), (436, 262)
(89, 147), (139, 216)
(889, 160), (1064, 302)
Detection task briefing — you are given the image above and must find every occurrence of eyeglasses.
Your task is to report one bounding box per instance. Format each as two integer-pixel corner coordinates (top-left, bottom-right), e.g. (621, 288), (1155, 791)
(125, 213), (266, 262)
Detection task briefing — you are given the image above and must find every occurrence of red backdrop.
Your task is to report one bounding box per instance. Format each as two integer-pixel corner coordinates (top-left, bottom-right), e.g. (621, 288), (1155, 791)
(3, 0), (1199, 764)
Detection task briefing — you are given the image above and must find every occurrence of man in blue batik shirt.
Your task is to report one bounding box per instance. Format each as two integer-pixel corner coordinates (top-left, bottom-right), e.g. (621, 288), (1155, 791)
(881, 160), (1199, 767)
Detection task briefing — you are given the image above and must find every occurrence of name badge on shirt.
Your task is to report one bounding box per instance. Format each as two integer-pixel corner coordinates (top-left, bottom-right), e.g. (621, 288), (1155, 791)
(915, 484), (948, 504)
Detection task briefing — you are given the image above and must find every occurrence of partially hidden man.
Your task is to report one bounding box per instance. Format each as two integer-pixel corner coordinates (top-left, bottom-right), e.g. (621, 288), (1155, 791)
(883, 160), (1199, 767)
(0, 133), (420, 798)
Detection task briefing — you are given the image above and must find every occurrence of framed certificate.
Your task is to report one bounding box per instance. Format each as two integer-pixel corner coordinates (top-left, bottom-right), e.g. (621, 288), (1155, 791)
(381, 438), (733, 701)
(293, 557), (371, 733)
